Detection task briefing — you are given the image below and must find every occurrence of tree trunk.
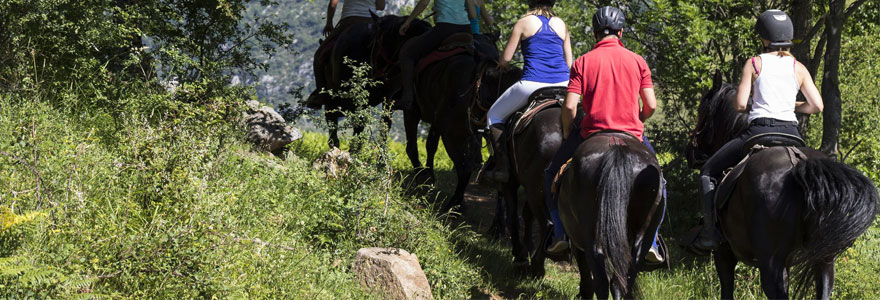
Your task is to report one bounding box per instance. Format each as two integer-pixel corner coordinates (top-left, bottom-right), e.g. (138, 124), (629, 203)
(819, 0), (845, 158)
(790, 0), (814, 136)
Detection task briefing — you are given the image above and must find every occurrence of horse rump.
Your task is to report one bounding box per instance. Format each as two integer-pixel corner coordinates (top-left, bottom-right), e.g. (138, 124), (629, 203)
(789, 157), (879, 298)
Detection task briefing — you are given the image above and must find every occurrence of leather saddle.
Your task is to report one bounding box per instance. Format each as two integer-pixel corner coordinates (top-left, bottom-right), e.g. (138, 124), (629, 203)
(714, 132), (807, 211)
(549, 130), (639, 194)
(511, 86), (568, 135)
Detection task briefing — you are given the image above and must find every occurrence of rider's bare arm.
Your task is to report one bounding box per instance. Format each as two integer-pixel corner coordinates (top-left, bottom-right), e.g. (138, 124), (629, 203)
(795, 61), (823, 114)
(640, 88), (657, 122)
(376, 0), (385, 10)
(499, 20), (525, 70)
(734, 59), (756, 112)
(476, 0), (494, 28)
(400, 0), (431, 35)
(563, 31), (572, 68)
(466, 0), (477, 20)
(562, 92), (580, 139)
(323, 0), (340, 37)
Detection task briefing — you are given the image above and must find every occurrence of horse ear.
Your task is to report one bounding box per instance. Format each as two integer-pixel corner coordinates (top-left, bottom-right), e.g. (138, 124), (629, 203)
(712, 70), (723, 90)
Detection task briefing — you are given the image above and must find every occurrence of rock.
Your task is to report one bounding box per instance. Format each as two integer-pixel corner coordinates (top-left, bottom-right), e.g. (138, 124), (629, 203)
(352, 247), (433, 300)
(244, 100), (302, 155)
(312, 147), (352, 178)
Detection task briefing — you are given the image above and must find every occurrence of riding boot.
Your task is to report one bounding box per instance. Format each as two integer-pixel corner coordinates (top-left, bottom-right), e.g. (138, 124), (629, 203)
(477, 124), (510, 187)
(692, 175), (721, 251)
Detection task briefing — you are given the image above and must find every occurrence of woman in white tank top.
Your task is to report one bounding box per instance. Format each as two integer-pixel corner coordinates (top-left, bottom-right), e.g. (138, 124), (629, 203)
(690, 10), (824, 252)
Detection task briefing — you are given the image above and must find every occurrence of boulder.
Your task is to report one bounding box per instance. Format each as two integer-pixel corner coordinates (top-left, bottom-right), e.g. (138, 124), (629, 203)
(352, 247), (433, 300)
(312, 147), (352, 178)
(244, 100), (302, 155)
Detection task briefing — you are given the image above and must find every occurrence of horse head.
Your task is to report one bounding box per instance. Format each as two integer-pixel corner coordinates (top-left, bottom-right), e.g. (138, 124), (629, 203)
(468, 61), (522, 128)
(368, 14), (431, 80)
(685, 71), (748, 169)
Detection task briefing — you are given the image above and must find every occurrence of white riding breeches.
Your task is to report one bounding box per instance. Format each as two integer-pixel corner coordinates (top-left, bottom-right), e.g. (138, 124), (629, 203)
(487, 80), (568, 125)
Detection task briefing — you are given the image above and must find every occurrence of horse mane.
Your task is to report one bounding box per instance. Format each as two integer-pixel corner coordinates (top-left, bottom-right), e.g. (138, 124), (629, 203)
(695, 81), (748, 151)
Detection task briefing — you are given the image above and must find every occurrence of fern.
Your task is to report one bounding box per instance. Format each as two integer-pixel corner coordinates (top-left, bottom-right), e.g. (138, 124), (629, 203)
(0, 256), (102, 298)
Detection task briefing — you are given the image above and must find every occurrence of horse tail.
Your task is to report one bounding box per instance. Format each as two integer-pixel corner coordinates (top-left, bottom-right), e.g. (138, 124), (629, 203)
(595, 144), (635, 295)
(790, 157), (879, 298)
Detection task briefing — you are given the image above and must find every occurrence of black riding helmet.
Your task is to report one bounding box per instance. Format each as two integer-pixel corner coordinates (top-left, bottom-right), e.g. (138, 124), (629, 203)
(756, 10), (794, 48)
(592, 6), (625, 36)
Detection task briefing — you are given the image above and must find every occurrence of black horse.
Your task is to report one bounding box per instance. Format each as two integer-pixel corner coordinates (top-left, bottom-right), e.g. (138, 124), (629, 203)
(686, 77), (878, 299)
(309, 18), (412, 148)
(371, 15), (520, 211)
(554, 132), (664, 299)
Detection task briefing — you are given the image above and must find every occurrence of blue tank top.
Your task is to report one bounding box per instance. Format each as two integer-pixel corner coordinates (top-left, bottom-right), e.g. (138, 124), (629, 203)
(469, 5), (480, 34)
(520, 16), (569, 83)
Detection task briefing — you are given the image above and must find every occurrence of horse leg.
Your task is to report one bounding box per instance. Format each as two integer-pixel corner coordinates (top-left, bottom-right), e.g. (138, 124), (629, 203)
(573, 247), (595, 299)
(715, 243), (738, 300)
(758, 258), (789, 299)
(589, 243), (611, 300)
(438, 137), (471, 212)
(503, 182), (527, 266)
(487, 190), (506, 239)
(528, 209), (548, 278)
(425, 127), (440, 181)
(403, 109), (422, 169)
(326, 111), (341, 149)
(814, 257), (835, 300)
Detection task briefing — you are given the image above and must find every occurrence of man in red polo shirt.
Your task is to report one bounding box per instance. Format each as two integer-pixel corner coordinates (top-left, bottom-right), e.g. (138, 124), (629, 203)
(543, 7), (664, 261)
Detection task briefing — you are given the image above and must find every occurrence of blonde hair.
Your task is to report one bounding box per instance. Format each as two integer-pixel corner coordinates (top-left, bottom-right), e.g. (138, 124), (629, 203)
(525, 6), (555, 18)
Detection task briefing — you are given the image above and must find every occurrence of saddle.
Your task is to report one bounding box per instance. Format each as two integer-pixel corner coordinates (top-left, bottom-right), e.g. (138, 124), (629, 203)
(510, 87), (568, 135)
(549, 130), (640, 194)
(714, 133), (807, 212)
(315, 33), (342, 64)
(416, 33), (476, 73)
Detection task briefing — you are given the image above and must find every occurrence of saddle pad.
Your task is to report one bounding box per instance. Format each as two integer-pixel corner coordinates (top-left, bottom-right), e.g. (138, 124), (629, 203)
(438, 32), (474, 51)
(715, 146), (807, 212)
(417, 47), (470, 73)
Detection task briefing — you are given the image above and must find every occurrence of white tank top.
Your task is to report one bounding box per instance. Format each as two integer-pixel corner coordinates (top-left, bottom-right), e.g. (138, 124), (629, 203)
(749, 54), (799, 123)
(340, 0), (375, 19)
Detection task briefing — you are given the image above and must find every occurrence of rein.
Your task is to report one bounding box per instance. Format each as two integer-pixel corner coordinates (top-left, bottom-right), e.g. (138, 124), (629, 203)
(370, 27), (402, 79)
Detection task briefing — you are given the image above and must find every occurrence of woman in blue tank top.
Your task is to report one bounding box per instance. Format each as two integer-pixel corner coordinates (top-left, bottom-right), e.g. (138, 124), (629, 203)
(476, 0), (571, 186)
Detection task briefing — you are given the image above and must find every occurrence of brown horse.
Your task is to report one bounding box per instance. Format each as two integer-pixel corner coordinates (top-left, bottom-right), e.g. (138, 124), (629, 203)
(686, 77), (878, 299)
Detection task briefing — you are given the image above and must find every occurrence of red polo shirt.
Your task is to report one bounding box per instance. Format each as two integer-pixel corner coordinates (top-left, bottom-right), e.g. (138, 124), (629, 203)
(568, 39), (653, 139)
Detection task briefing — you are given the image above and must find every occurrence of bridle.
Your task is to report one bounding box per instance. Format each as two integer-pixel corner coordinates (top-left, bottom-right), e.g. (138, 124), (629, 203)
(468, 60), (504, 130)
(369, 22), (402, 80)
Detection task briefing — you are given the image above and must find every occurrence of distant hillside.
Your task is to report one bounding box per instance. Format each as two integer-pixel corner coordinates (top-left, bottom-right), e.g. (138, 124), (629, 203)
(238, 0), (415, 106)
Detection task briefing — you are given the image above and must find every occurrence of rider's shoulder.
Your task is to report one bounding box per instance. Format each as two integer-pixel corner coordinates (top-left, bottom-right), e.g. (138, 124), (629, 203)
(548, 16), (566, 25)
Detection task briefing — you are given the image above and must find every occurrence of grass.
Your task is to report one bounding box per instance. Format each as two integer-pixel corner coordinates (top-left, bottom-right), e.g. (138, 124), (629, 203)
(0, 95), (877, 299)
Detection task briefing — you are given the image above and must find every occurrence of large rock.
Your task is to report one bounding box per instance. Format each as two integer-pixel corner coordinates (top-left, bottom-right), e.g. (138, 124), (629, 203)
(312, 147), (352, 178)
(352, 247), (433, 300)
(244, 100), (301, 155)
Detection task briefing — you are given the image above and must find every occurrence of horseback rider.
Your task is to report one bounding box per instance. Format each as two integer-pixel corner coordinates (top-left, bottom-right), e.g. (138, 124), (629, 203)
(305, 0), (386, 109)
(543, 7), (665, 260)
(397, 0), (476, 110)
(689, 9), (824, 252)
(469, 0), (494, 34)
(478, 0), (572, 185)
